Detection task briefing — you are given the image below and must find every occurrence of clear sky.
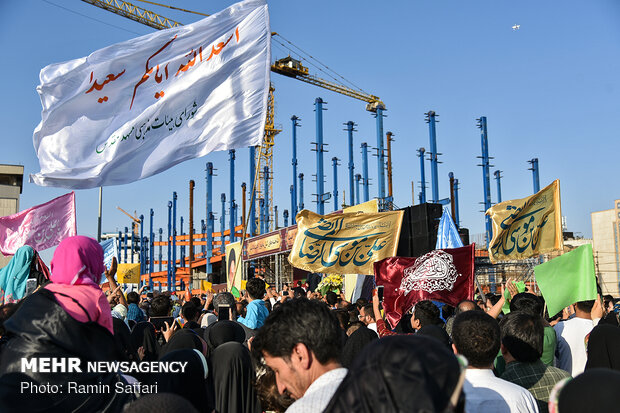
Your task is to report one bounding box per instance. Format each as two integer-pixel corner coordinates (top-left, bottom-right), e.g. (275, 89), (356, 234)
(1, 0), (619, 262)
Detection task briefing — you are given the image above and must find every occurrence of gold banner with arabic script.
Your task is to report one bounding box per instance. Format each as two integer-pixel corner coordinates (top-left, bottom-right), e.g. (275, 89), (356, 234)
(247, 234), (282, 258)
(117, 263), (141, 284)
(486, 179), (563, 263)
(289, 209), (404, 275)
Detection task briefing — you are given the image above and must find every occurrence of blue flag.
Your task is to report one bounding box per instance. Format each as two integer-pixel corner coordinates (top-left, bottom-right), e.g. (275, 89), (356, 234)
(99, 238), (119, 283)
(436, 208), (463, 249)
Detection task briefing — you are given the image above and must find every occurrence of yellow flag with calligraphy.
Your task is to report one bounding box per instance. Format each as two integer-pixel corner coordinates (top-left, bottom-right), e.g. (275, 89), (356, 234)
(486, 180), (563, 263)
(289, 209), (404, 275)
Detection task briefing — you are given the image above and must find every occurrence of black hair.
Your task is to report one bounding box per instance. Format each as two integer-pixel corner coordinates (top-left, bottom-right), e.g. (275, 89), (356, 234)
(361, 304), (376, 321)
(181, 302), (199, 322)
(127, 291), (140, 305)
(150, 295), (172, 317)
(485, 293), (501, 306)
(190, 296), (202, 309)
(510, 293), (543, 317)
(576, 300), (595, 313)
(355, 298), (369, 309)
(213, 292), (236, 317)
(452, 310), (500, 368)
(499, 311), (543, 363)
(414, 300), (441, 328)
(325, 291), (338, 306)
(253, 298), (341, 364)
(604, 295), (615, 308)
(247, 278), (266, 300)
(334, 309), (350, 331)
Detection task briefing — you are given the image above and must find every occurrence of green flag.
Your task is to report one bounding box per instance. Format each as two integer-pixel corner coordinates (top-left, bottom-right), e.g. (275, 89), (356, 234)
(534, 244), (597, 317)
(231, 286), (240, 299)
(502, 281), (526, 314)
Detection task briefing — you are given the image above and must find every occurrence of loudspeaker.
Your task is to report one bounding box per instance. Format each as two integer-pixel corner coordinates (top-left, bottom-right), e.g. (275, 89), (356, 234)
(458, 227), (470, 246)
(397, 203), (443, 258)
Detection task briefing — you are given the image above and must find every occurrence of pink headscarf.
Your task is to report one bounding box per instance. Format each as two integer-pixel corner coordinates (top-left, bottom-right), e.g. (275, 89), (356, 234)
(46, 236), (113, 334)
(50, 236), (105, 286)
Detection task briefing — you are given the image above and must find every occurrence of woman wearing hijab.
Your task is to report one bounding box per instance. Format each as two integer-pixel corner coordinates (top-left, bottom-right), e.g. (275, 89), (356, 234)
(324, 335), (465, 413)
(131, 321), (160, 361)
(0, 235), (132, 412)
(341, 326), (378, 368)
(204, 320), (246, 356)
(0, 245), (49, 305)
(550, 369), (620, 412)
(585, 324), (620, 371)
(151, 349), (214, 413)
(159, 328), (205, 359)
(210, 342), (261, 413)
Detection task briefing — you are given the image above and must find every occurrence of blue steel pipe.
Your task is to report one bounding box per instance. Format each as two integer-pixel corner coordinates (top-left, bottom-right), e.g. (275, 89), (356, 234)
(314, 98), (326, 215)
(139, 214), (144, 277)
(332, 157), (339, 212)
(158, 228), (163, 272)
(207, 212), (214, 274)
(298, 173), (305, 212)
(355, 174), (361, 205)
(375, 108), (386, 201)
(149, 209), (154, 287)
(180, 217), (185, 267)
(426, 111), (439, 203)
(361, 143), (370, 202)
(528, 158), (540, 193)
(249, 146), (257, 236)
(124, 227), (128, 263)
(229, 150), (236, 242)
(417, 148), (427, 204)
(117, 231), (122, 265)
(283, 209), (289, 227)
(201, 219), (206, 255)
(291, 116), (300, 224)
(172, 192), (177, 291)
(220, 193), (226, 254)
(478, 117), (492, 246)
(453, 179), (461, 228)
(167, 201), (172, 290)
(259, 199), (265, 234)
(494, 170), (503, 203)
(346, 121), (356, 206)
(263, 166), (270, 231)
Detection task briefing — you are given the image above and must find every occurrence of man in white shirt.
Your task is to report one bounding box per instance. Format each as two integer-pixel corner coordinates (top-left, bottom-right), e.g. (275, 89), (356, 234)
(554, 297), (603, 376)
(452, 310), (539, 413)
(358, 304), (378, 334)
(253, 299), (347, 413)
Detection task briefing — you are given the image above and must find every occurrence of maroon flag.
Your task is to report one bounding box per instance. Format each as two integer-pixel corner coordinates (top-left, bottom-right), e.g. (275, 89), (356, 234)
(374, 244), (475, 328)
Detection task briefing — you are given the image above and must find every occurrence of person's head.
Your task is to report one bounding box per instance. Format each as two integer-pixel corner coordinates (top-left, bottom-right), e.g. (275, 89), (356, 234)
(150, 295), (172, 317)
(247, 278), (266, 300)
(358, 304), (375, 326)
(452, 310), (500, 368)
(355, 298), (368, 310)
(227, 249), (237, 284)
(455, 299), (478, 315)
(509, 292), (543, 317)
(213, 292), (236, 317)
(190, 296), (201, 309)
(127, 291), (140, 305)
(325, 291), (338, 307)
(252, 298), (342, 400)
(346, 321), (365, 336)
(411, 300), (441, 330)
(182, 302), (200, 322)
(499, 311), (543, 363)
(604, 295), (615, 313)
(575, 299), (595, 315)
(50, 236), (104, 286)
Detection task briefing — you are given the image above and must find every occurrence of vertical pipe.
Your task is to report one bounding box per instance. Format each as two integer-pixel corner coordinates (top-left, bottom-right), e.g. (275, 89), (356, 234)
(180, 217), (185, 267)
(167, 202), (172, 290)
(375, 108), (386, 202)
(149, 209), (154, 288)
(201, 220), (206, 255)
(263, 166), (270, 231)
(449, 172), (456, 226)
(418, 148), (427, 204)
(172, 191), (177, 291)
(124, 227), (128, 263)
(241, 183), (247, 229)
(207, 212), (214, 275)
(130, 226), (134, 264)
(290, 185), (295, 220)
(361, 143), (370, 202)
(528, 158), (540, 193)
(346, 121), (355, 206)
(494, 170), (503, 203)
(259, 199), (265, 234)
(97, 187), (103, 242)
(274, 205), (279, 229)
(298, 173), (305, 212)
(158, 228), (163, 273)
(220, 193), (226, 254)
(117, 231), (122, 266)
(189, 179), (195, 288)
(291, 116), (300, 224)
(355, 174), (361, 205)
(139, 214), (144, 278)
(229, 150), (236, 243)
(386, 131), (394, 200)
(426, 111), (439, 203)
(283, 210), (289, 227)
(249, 146), (257, 236)
(478, 116), (492, 246)
(314, 98), (326, 215)
(332, 157), (339, 212)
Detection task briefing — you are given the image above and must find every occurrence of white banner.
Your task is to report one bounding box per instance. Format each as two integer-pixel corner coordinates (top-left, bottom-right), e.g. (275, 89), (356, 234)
(31, 0), (270, 189)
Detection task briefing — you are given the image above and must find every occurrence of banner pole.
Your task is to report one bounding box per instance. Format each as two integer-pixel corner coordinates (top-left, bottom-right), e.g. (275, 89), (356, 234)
(97, 187), (103, 242)
(231, 145), (263, 288)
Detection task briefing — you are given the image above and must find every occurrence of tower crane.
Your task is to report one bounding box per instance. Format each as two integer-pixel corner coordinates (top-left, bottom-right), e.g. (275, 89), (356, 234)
(117, 206), (141, 236)
(81, 0), (385, 228)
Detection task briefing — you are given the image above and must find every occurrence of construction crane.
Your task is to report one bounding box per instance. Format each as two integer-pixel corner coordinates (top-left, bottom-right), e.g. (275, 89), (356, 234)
(81, 0), (385, 229)
(117, 206), (141, 236)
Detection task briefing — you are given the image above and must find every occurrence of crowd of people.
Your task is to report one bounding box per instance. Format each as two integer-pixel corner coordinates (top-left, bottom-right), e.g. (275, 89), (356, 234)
(1, 235), (620, 412)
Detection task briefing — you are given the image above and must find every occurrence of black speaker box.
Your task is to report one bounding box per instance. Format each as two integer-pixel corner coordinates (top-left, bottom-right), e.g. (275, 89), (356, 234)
(397, 203), (443, 258)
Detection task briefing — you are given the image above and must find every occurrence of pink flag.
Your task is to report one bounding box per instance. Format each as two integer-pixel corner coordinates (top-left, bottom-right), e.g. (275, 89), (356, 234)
(0, 192), (77, 255)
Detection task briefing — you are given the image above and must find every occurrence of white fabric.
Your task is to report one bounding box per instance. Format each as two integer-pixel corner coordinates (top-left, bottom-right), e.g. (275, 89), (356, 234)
(554, 316), (594, 376)
(32, 0), (270, 189)
(200, 312), (217, 328)
(463, 369), (539, 413)
(286, 368), (347, 413)
(367, 322), (378, 334)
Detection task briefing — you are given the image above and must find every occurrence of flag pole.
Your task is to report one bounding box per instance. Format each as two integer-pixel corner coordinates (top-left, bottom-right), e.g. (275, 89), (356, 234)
(231, 145), (263, 289)
(97, 187), (103, 242)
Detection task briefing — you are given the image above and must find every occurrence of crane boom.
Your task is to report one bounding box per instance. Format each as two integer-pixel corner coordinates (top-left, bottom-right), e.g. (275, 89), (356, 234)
(81, 0), (182, 30)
